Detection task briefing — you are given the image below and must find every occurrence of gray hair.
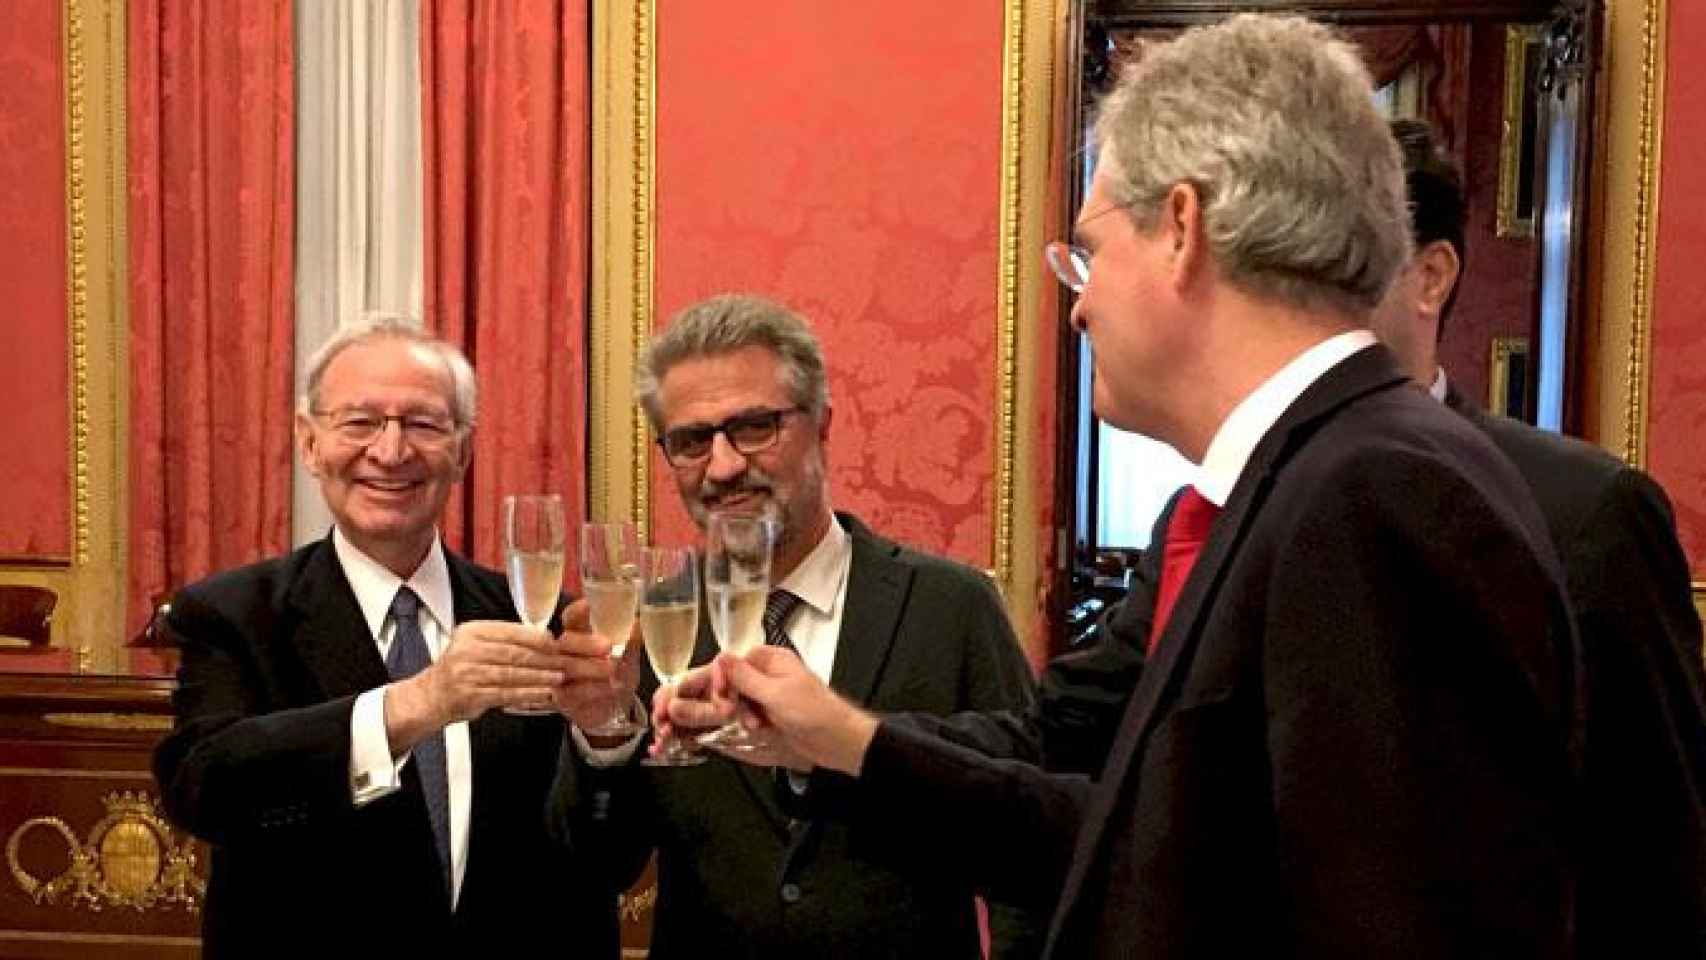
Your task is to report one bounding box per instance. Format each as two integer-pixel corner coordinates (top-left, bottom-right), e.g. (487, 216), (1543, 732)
(298, 315), (478, 428)
(1092, 14), (1411, 314)
(636, 294), (830, 430)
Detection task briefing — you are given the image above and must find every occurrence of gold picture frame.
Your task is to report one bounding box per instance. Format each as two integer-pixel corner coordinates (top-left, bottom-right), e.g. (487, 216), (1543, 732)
(1489, 336), (1532, 420)
(1497, 23), (1545, 239)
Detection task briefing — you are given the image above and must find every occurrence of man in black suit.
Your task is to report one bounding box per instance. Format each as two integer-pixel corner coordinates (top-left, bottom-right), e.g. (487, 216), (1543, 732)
(548, 294), (1039, 958)
(661, 16), (1582, 958)
(153, 320), (620, 957)
(1373, 118), (1706, 955)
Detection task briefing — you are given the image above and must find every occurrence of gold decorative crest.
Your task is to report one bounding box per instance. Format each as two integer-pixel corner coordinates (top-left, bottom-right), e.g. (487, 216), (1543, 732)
(6, 791), (203, 912)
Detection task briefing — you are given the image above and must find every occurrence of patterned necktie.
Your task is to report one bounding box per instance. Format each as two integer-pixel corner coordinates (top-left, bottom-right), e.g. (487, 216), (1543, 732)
(386, 586), (451, 894)
(763, 589), (803, 653)
(1146, 487), (1222, 655)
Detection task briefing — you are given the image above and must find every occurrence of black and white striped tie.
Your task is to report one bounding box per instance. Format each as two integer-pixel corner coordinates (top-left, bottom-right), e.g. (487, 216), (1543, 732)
(763, 589), (802, 653)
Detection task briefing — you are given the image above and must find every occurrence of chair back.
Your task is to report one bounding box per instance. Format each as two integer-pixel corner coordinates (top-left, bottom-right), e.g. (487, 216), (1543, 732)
(0, 585), (57, 647)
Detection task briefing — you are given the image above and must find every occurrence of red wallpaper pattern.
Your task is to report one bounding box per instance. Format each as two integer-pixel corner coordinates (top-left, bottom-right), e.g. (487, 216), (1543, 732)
(651, 1), (1005, 567)
(1648, 1), (1706, 575)
(0, 2), (71, 560)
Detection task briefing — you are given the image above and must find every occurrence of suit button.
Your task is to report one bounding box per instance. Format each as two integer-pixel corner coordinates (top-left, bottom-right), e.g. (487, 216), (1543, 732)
(780, 882), (802, 904)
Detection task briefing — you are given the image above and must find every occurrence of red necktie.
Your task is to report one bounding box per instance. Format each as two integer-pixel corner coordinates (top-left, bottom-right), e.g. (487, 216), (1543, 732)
(1147, 487), (1222, 655)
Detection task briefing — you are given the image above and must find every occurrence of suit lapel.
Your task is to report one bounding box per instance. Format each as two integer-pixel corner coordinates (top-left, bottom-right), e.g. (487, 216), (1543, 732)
(1051, 345), (1410, 942)
(285, 538), (391, 701)
(827, 515), (907, 705)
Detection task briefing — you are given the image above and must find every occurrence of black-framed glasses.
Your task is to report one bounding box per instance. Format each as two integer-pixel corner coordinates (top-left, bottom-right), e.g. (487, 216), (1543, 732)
(657, 406), (804, 467)
(311, 408), (460, 448)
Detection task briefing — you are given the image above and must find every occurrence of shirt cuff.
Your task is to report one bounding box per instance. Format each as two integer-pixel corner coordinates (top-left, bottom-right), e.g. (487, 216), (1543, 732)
(349, 685), (407, 805)
(570, 724), (645, 768)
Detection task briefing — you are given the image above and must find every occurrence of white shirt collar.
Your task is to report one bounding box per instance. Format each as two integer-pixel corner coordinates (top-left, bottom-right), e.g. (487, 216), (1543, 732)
(1428, 366), (1448, 402)
(775, 513), (851, 617)
(1196, 329), (1379, 507)
(332, 526), (456, 638)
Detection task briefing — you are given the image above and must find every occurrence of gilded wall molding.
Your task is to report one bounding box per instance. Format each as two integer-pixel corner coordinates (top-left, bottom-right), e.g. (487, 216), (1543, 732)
(1588, 0), (1664, 467)
(1, 0), (127, 669)
(5, 792), (204, 913)
(589, 0), (655, 536)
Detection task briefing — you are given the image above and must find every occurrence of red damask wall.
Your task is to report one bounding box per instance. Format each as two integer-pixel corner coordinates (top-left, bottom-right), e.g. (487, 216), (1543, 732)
(0, 2), (71, 560)
(1648, 1), (1706, 576)
(651, 2), (1005, 568)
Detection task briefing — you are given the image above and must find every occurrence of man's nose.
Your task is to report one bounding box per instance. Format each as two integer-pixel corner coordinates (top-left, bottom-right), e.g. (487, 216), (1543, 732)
(703, 431), (748, 483)
(365, 419), (412, 464)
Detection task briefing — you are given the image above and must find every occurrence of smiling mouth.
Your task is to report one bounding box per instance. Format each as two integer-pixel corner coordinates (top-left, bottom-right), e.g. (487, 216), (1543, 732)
(706, 490), (765, 511)
(358, 478), (421, 495)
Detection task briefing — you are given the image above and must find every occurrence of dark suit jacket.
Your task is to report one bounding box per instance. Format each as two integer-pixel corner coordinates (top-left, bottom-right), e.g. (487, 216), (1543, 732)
(551, 513), (1038, 959)
(153, 537), (617, 958)
(1447, 387), (1706, 955)
(851, 347), (1582, 957)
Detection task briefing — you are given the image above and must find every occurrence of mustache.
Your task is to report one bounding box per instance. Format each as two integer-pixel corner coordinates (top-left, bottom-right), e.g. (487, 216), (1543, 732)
(697, 467), (776, 502)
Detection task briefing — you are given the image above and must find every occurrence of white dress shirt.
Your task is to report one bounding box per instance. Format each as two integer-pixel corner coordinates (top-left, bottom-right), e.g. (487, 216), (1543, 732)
(340, 528), (473, 907)
(1196, 330), (1379, 506)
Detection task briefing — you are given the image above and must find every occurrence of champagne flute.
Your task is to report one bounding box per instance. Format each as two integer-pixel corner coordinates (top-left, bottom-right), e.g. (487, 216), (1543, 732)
(503, 494), (565, 715)
(638, 546), (706, 767)
(581, 521), (645, 736)
(697, 514), (774, 751)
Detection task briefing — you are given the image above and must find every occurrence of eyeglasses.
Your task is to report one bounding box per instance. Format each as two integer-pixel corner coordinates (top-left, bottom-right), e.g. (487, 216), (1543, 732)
(1044, 241), (1092, 294)
(312, 408), (460, 448)
(657, 407), (804, 467)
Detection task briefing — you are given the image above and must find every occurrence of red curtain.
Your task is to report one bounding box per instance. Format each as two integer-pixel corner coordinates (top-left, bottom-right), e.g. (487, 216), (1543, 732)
(420, 0), (589, 575)
(127, 0), (296, 636)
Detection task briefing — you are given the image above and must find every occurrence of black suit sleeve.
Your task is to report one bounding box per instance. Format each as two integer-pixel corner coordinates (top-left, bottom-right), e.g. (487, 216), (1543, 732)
(544, 737), (657, 896)
(153, 591), (363, 847)
(1566, 468), (1706, 946)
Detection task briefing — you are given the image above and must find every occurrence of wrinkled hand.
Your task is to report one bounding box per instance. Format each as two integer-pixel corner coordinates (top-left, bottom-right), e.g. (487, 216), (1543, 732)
(387, 620), (578, 751)
(549, 598), (644, 730)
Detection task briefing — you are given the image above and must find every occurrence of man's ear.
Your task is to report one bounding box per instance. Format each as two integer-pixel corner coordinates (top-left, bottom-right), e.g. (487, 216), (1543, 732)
(295, 411), (322, 477)
(1414, 239), (1461, 320)
(816, 405), (833, 446)
(1163, 181), (1209, 291)
(451, 429), (474, 479)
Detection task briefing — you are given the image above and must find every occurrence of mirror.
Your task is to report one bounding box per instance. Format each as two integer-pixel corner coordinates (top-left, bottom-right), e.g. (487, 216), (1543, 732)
(1057, 0), (1600, 645)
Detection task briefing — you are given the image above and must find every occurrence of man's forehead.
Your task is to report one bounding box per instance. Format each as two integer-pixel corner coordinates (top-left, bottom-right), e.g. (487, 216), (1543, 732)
(657, 347), (791, 423)
(319, 338), (455, 408)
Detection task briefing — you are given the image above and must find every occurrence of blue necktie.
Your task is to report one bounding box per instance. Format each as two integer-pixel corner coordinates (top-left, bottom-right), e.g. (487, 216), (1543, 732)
(386, 586), (451, 894)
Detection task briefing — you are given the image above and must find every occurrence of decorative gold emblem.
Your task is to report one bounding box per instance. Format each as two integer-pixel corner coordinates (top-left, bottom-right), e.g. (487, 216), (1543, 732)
(618, 882), (657, 924)
(6, 791), (204, 912)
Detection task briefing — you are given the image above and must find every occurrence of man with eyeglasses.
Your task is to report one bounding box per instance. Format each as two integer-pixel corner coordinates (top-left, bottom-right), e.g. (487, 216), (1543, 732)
(547, 293), (1041, 958)
(657, 16), (1582, 959)
(153, 318), (622, 957)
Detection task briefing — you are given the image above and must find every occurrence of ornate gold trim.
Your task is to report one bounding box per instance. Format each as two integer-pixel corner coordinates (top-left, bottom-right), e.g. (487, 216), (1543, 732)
(6, 792), (204, 913)
(630, 0), (655, 541)
(0, 931), (200, 947)
(1488, 335), (1531, 419)
(1589, 0), (1664, 467)
(1496, 24), (1540, 239)
(1621, 0), (1663, 468)
(995, 1), (1027, 592)
(65, 0), (90, 565)
(590, 0), (655, 536)
(0, 768), (153, 780)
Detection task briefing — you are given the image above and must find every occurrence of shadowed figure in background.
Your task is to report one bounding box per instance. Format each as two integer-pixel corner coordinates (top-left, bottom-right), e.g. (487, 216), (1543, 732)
(1372, 117), (1706, 956)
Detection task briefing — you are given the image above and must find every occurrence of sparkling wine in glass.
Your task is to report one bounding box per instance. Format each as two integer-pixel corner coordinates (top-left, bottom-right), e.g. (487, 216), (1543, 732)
(581, 521), (645, 736)
(698, 514), (774, 751)
(503, 494), (565, 715)
(638, 546), (705, 767)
